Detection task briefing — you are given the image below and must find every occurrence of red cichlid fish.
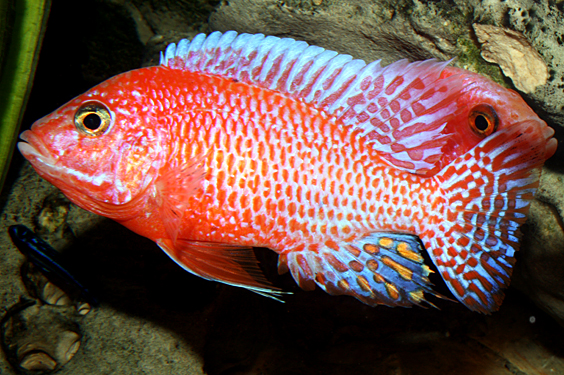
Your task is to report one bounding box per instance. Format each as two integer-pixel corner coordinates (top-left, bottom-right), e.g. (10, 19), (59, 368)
(19, 31), (557, 313)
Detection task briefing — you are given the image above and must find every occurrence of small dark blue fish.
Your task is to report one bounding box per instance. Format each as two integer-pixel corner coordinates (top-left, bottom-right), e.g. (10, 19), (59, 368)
(8, 225), (98, 306)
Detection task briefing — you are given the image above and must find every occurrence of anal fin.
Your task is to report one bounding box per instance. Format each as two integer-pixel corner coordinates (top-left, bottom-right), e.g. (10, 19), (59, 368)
(157, 238), (285, 300)
(283, 233), (441, 308)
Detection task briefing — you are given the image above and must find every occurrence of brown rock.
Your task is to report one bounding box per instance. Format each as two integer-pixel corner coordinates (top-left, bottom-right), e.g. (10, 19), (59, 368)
(473, 24), (548, 93)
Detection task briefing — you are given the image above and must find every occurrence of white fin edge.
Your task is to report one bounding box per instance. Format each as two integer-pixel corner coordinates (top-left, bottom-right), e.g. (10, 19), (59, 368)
(160, 31), (460, 174)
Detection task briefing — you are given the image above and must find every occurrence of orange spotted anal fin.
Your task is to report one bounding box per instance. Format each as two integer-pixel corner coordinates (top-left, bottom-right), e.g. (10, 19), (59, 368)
(281, 233), (440, 308)
(424, 121), (553, 313)
(157, 239), (284, 300)
(161, 31), (464, 175)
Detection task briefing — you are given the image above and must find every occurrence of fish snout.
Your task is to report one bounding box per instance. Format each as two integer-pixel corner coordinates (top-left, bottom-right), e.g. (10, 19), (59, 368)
(535, 120), (558, 160)
(513, 119), (557, 161)
(18, 129), (57, 166)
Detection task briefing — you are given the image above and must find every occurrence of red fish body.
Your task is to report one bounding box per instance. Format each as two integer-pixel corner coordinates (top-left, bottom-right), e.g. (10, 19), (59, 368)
(19, 31), (557, 313)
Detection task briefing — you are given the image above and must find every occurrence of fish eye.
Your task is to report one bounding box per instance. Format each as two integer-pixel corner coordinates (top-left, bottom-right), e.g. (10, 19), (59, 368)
(74, 102), (112, 136)
(468, 104), (498, 137)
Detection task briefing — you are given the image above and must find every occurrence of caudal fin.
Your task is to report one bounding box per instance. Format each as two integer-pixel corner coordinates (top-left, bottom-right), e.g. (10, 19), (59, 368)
(423, 121), (556, 313)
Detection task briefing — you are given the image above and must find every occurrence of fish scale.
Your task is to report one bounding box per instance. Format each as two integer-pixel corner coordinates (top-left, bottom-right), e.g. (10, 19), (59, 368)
(18, 31), (557, 313)
(147, 70), (441, 304)
(176, 78), (427, 242)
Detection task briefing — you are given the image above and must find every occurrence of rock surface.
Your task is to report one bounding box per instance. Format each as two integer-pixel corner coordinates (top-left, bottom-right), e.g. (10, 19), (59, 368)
(473, 23), (548, 94)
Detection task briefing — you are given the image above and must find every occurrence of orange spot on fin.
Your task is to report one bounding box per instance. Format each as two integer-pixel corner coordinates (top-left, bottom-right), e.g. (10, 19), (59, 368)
(284, 232), (442, 308)
(157, 238), (284, 300)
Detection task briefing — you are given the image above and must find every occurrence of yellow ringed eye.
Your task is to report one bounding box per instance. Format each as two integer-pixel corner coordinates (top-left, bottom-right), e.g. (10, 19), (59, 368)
(74, 102), (112, 136)
(468, 104), (499, 137)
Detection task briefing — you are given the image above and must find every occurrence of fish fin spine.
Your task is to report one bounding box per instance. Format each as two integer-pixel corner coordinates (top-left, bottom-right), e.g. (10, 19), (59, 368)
(281, 233), (442, 308)
(157, 239), (285, 300)
(162, 31), (462, 175)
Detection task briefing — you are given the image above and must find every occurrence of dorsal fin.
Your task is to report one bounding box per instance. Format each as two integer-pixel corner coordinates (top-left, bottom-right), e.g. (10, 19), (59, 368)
(161, 31), (462, 175)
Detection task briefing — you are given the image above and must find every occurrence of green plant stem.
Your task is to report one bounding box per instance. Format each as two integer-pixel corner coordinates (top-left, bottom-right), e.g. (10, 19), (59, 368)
(0, 0), (51, 194)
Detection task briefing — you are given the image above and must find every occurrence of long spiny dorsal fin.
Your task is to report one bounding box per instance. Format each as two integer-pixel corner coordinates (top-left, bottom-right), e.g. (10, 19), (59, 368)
(161, 31), (462, 175)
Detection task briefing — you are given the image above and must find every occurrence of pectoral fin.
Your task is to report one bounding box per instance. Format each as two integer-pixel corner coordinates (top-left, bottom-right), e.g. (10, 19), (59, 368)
(157, 238), (284, 300)
(154, 156), (208, 243)
(153, 155), (283, 299)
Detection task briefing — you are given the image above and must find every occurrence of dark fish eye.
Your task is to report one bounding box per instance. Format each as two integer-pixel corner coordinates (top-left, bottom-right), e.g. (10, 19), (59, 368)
(74, 102), (112, 136)
(83, 113), (102, 130)
(468, 104), (498, 137)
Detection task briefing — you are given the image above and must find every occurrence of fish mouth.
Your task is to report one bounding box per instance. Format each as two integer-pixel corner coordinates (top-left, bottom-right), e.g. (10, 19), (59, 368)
(534, 120), (558, 160)
(541, 121), (555, 141)
(18, 130), (57, 167)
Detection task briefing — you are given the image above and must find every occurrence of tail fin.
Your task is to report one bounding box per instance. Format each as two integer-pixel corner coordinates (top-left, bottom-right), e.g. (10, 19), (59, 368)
(422, 121), (555, 313)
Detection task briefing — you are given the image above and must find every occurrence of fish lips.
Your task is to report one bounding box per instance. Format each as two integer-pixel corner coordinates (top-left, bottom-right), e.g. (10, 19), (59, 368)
(539, 121), (558, 160)
(18, 130), (59, 177)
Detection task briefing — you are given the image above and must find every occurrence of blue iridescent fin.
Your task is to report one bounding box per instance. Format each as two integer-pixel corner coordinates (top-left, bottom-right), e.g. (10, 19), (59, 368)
(281, 232), (440, 307)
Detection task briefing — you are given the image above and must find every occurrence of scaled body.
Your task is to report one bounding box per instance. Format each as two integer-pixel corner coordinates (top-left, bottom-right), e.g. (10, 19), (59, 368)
(19, 31), (557, 313)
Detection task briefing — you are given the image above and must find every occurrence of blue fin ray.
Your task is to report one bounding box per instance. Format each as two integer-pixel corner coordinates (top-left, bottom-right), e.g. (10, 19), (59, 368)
(284, 232), (440, 308)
